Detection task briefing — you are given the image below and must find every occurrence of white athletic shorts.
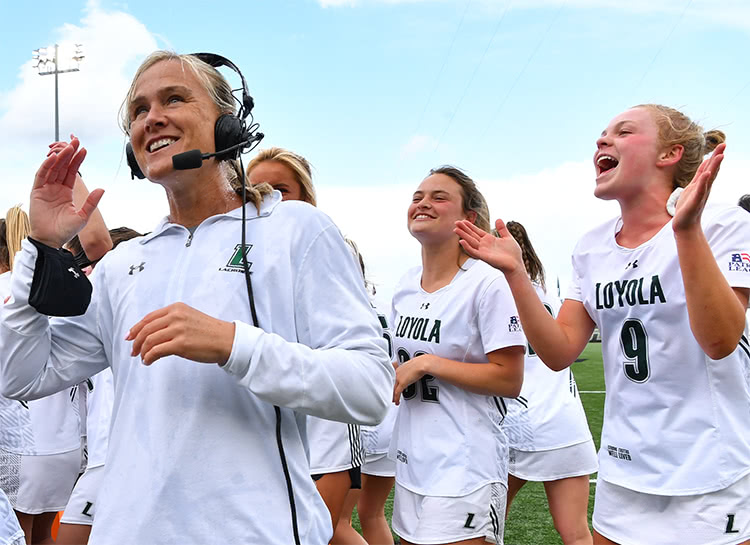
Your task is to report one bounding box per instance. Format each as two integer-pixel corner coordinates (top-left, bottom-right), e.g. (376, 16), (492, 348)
(593, 472), (750, 545)
(362, 452), (395, 478)
(509, 439), (598, 481)
(0, 447), (81, 514)
(392, 482), (506, 544)
(60, 464), (105, 525)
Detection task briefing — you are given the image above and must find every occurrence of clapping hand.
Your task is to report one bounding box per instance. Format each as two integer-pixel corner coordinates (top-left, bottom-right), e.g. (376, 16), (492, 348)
(30, 136), (104, 248)
(454, 218), (525, 277)
(673, 143), (725, 232)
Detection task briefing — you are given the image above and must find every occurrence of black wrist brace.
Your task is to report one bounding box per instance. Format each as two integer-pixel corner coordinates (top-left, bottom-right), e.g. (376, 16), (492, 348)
(27, 237), (92, 317)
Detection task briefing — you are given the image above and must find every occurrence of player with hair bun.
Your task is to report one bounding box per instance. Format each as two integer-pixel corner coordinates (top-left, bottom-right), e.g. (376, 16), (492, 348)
(501, 220), (596, 545)
(456, 104), (750, 545)
(390, 165), (525, 545)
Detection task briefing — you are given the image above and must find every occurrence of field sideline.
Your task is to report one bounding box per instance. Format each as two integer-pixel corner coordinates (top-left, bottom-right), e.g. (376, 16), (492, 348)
(350, 342), (606, 545)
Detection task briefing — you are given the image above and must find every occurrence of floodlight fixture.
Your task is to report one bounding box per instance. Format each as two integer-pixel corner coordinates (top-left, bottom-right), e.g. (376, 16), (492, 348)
(31, 43), (85, 141)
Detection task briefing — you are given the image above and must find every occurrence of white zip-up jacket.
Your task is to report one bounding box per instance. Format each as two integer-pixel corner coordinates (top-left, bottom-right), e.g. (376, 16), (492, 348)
(0, 193), (394, 545)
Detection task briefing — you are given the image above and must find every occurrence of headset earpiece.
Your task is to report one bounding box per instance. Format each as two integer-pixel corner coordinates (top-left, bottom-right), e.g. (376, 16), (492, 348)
(214, 114), (246, 161)
(126, 142), (145, 180)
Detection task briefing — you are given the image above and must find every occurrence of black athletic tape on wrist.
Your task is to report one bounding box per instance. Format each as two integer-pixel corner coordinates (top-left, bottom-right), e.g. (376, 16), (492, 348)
(27, 237), (92, 317)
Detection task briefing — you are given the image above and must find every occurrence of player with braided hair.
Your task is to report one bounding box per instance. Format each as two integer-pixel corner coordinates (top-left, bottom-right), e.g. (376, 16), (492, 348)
(501, 220), (596, 545)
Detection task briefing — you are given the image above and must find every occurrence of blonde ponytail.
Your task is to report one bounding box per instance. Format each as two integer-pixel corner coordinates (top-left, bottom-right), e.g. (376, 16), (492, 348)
(5, 206), (30, 271)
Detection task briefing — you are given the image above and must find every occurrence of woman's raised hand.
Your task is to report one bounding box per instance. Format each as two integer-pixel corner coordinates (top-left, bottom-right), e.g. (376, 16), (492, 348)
(454, 218), (525, 276)
(30, 137), (104, 248)
(673, 143), (725, 232)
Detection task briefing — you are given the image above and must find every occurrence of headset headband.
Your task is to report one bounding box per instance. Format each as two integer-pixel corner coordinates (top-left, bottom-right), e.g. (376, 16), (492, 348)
(191, 52), (254, 120)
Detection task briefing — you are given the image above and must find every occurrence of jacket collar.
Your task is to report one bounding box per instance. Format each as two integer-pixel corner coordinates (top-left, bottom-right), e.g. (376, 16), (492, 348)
(139, 190), (282, 245)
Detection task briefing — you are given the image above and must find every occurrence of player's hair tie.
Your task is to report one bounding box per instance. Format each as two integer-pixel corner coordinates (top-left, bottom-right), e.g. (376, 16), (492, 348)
(666, 187), (684, 217)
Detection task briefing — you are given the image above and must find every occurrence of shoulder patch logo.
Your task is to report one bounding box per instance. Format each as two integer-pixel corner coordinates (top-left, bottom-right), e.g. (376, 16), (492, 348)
(729, 253), (750, 273)
(508, 315), (522, 333)
(220, 244), (253, 273)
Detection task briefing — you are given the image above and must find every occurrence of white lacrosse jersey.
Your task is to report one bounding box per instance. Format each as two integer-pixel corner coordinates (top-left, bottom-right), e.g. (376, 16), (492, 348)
(0, 272), (80, 456)
(389, 259), (526, 496)
(504, 284), (592, 452)
(568, 204), (750, 495)
(361, 301), (397, 458)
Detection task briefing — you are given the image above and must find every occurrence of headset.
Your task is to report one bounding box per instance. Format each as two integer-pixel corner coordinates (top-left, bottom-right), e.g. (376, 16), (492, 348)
(126, 53), (301, 545)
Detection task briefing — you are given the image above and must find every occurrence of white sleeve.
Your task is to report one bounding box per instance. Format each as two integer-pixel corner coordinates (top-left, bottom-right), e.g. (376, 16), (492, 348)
(0, 239), (109, 400)
(704, 206), (750, 298)
(478, 276), (527, 353)
(566, 248), (584, 302)
(221, 224), (395, 426)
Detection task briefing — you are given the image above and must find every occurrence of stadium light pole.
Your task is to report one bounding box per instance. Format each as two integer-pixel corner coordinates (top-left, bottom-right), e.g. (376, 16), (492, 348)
(32, 44), (85, 141)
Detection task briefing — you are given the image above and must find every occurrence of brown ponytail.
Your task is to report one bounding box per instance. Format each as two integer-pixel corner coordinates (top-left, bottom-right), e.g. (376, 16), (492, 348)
(505, 221), (545, 290)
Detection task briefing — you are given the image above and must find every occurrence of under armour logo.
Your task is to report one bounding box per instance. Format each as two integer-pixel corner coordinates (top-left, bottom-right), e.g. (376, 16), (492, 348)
(68, 267), (80, 279)
(129, 262), (145, 275)
(420, 302), (430, 310)
(625, 260), (639, 270)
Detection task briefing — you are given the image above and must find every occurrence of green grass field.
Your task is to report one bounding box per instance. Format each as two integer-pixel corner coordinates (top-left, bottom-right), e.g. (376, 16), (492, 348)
(351, 342), (605, 544)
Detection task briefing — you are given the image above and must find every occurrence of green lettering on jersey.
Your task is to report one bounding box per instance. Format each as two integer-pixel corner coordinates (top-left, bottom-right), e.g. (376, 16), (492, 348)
(427, 319), (441, 343)
(649, 275), (666, 304)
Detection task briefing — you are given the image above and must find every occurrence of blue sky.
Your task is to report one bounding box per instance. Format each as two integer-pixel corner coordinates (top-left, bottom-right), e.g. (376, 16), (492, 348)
(1, 0), (748, 300)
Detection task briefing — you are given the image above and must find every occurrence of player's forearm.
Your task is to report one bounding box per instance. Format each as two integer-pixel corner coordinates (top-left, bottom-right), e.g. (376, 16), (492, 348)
(504, 269), (584, 369)
(675, 226), (747, 359)
(424, 350), (524, 398)
(0, 242), (96, 399)
(225, 321), (394, 425)
(73, 175), (112, 260)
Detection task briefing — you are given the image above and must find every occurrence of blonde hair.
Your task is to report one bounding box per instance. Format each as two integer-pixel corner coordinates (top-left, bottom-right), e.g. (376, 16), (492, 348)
(428, 165), (491, 232)
(3, 206), (30, 271)
(635, 104), (726, 190)
(119, 50), (271, 211)
(246, 148), (317, 206)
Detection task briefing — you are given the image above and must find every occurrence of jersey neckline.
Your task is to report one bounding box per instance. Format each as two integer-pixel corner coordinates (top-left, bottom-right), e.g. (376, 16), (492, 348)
(610, 216), (673, 253)
(418, 257), (478, 295)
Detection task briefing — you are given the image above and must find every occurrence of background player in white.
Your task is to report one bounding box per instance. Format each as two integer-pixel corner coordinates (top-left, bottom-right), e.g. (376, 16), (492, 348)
(391, 166), (525, 545)
(0, 199), (109, 545)
(248, 148), (367, 545)
(0, 51), (393, 545)
(500, 220), (596, 545)
(456, 104), (750, 545)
